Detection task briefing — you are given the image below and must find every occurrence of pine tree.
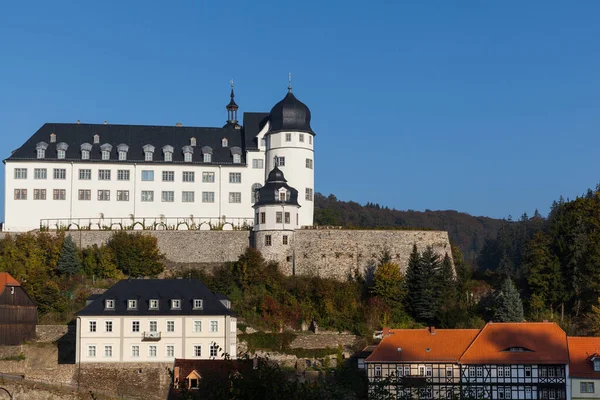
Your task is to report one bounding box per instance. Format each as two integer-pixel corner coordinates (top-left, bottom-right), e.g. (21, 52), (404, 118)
(405, 244), (421, 317)
(495, 279), (524, 322)
(437, 253), (456, 302)
(57, 236), (81, 275)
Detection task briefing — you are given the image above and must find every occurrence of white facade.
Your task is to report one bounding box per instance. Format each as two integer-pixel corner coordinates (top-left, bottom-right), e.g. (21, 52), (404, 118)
(76, 315), (237, 363)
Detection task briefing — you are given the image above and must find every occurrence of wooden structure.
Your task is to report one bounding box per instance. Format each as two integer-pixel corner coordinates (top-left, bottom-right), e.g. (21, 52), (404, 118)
(0, 273), (37, 345)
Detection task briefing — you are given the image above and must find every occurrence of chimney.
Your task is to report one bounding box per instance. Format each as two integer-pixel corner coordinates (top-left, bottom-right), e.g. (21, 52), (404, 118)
(176, 122), (183, 127)
(103, 120), (108, 125)
(429, 326), (436, 335)
(76, 120), (80, 124)
(382, 327), (390, 337)
(50, 133), (56, 143)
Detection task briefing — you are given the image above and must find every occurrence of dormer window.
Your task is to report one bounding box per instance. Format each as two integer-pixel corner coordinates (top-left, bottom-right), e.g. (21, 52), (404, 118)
(56, 142), (69, 159)
(117, 144), (129, 161)
(222, 138), (228, 147)
(143, 144), (155, 162)
(202, 146), (213, 163)
(80, 143), (92, 160)
(149, 299), (159, 310)
(93, 134), (100, 144)
(594, 359), (600, 372)
(190, 137), (196, 147)
(193, 299), (203, 310)
(50, 133), (56, 143)
(36, 142), (48, 159)
(171, 299), (181, 310)
(163, 145), (174, 162)
(128, 299), (137, 310)
(105, 299), (115, 310)
(230, 146), (242, 164)
(182, 145), (193, 163)
(100, 143), (112, 160)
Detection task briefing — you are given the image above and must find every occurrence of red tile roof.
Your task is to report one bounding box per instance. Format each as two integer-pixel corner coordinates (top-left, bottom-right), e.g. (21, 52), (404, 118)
(460, 322), (569, 365)
(0, 273), (20, 287)
(568, 337), (600, 378)
(365, 328), (480, 363)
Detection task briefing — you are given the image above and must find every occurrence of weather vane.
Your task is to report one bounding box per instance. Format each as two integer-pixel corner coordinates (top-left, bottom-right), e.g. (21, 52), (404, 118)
(230, 79), (234, 89)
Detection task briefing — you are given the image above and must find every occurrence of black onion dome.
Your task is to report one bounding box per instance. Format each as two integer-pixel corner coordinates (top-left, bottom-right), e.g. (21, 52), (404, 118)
(267, 166), (287, 183)
(267, 92), (314, 134)
(254, 166), (300, 207)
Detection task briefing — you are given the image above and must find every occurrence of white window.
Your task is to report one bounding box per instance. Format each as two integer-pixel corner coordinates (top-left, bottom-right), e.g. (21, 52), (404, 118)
(202, 192), (215, 203)
(252, 159), (263, 169)
(57, 149), (66, 159)
(53, 189), (66, 200)
(34, 189), (46, 200)
(128, 300), (137, 310)
(285, 133), (292, 142)
(132, 345), (139, 357)
(164, 151), (172, 162)
(149, 321), (158, 332)
(504, 366), (511, 377)
(276, 212), (283, 223)
(277, 156), (285, 167)
(79, 169), (91, 180)
(119, 151), (127, 161)
(476, 366), (483, 377)
(117, 170), (130, 181)
(182, 171), (195, 182)
(229, 192), (241, 203)
(37, 148), (45, 158)
(581, 382), (595, 393)
(549, 389), (555, 399)
(594, 360), (600, 372)
(167, 321), (175, 332)
(190, 137), (196, 146)
(305, 188), (313, 201)
(426, 366), (432, 376)
(54, 168), (66, 180)
(374, 366), (382, 377)
(525, 387), (532, 399)
(229, 172), (241, 183)
(404, 366), (410, 376)
(162, 191), (174, 202)
(210, 321), (218, 332)
(524, 366), (531, 377)
(194, 345), (202, 357)
(203, 153), (212, 162)
(182, 191), (194, 202)
(149, 300), (159, 310)
(14, 189), (27, 200)
(193, 299), (203, 310)
(117, 190), (129, 201)
(88, 345), (96, 357)
(306, 158), (313, 169)
(141, 170), (154, 181)
(299, 133), (304, 142)
(184, 152), (192, 162)
(145, 151), (153, 161)
(498, 366), (504, 377)
(309, 135), (312, 144)
(419, 366), (425, 376)
(149, 345), (157, 357)
(202, 172), (215, 183)
(102, 150), (110, 160)
(469, 367), (475, 377)
(81, 150), (90, 160)
(541, 367), (547, 377)
(132, 321), (140, 332)
(105, 321), (113, 332)
(265, 235), (272, 246)
(233, 154), (241, 163)
(162, 171), (174, 182)
(396, 366), (403, 377)
(210, 343), (219, 358)
(446, 367), (453, 377)
(261, 138), (267, 147)
(14, 168), (27, 179)
(141, 191), (154, 202)
(105, 300), (114, 309)
(98, 190), (110, 201)
(89, 321), (97, 332)
(171, 299), (181, 309)
(222, 138), (228, 147)
(34, 168), (47, 179)
(260, 213), (266, 224)
(193, 321), (202, 332)
(548, 367), (555, 377)
(167, 345), (174, 357)
(98, 169), (111, 180)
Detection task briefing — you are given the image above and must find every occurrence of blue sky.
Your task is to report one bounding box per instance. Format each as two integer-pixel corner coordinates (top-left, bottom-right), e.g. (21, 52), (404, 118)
(1, 1), (599, 220)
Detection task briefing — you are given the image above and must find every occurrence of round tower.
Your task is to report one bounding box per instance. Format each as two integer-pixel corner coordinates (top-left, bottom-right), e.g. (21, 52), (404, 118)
(264, 85), (315, 227)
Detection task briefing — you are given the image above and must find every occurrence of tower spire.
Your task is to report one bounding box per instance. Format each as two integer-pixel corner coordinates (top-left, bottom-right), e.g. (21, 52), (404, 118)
(226, 79), (239, 124)
(288, 72), (292, 93)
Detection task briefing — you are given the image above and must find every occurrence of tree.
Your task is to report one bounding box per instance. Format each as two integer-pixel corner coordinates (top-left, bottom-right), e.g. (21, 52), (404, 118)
(406, 245), (441, 324)
(371, 262), (407, 312)
(586, 297), (600, 336)
(107, 232), (164, 277)
(57, 236), (81, 275)
(405, 244), (421, 317)
(495, 279), (524, 322)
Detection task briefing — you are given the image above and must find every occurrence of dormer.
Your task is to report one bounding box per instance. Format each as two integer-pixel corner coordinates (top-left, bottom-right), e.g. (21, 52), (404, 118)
(171, 299), (181, 310)
(182, 145), (193, 162)
(80, 143), (92, 160)
(105, 299), (115, 310)
(592, 356), (600, 372)
(143, 144), (155, 161)
(190, 137), (196, 147)
(202, 146), (213, 163)
(149, 299), (159, 310)
(230, 146), (242, 164)
(162, 145), (174, 162)
(221, 138), (228, 147)
(127, 299), (137, 310)
(36, 142), (48, 159)
(50, 133), (56, 143)
(186, 370), (201, 389)
(100, 143), (112, 160)
(277, 187), (290, 202)
(56, 142), (69, 159)
(502, 347), (533, 353)
(117, 144), (129, 161)
(193, 299), (203, 310)
(93, 134), (100, 144)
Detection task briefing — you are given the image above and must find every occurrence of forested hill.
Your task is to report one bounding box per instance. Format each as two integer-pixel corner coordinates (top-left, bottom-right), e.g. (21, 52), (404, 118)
(314, 193), (504, 265)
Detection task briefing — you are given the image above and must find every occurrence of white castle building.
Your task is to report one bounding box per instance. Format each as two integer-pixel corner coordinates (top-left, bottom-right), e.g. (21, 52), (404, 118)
(3, 84), (315, 232)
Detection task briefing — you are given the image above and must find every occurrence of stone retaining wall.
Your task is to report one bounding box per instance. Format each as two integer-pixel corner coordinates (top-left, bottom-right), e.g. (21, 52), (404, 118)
(36, 325), (70, 343)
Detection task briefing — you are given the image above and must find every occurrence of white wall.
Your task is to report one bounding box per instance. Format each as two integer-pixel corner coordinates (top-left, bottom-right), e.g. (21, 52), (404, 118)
(572, 378), (600, 399)
(253, 204), (300, 231)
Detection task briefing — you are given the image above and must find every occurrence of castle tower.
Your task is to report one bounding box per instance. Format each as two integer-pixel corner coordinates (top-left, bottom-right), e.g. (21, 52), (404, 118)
(226, 81), (239, 125)
(264, 83), (315, 227)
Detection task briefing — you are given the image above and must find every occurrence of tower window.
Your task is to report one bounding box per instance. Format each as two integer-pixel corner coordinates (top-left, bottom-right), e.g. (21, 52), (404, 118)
(309, 136), (312, 145)
(277, 157), (285, 167)
(50, 133), (56, 143)
(190, 137), (196, 146)
(299, 134), (304, 142)
(265, 235), (272, 246)
(283, 235), (288, 245)
(285, 133), (292, 142)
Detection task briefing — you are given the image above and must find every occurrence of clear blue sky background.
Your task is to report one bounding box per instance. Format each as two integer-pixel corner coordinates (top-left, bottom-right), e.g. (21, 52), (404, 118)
(1, 1), (599, 220)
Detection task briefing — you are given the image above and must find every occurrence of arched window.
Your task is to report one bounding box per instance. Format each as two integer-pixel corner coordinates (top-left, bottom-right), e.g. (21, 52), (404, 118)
(182, 145), (193, 163)
(93, 134), (100, 144)
(251, 183), (262, 203)
(36, 142), (48, 159)
(100, 143), (113, 160)
(117, 144), (129, 161)
(56, 142), (69, 159)
(190, 137), (196, 147)
(202, 146), (213, 163)
(163, 145), (174, 162)
(222, 138), (228, 147)
(143, 144), (155, 161)
(50, 133), (56, 143)
(81, 143), (92, 160)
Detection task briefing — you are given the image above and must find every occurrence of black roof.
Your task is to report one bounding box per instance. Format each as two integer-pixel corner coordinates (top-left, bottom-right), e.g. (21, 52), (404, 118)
(77, 279), (235, 316)
(253, 166), (300, 207)
(267, 91), (314, 135)
(242, 112), (269, 150)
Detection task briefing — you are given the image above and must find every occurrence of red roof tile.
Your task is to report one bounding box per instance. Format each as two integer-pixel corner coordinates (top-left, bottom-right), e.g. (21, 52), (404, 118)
(568, 337), (600, 378)
(0, 273), (20, 287)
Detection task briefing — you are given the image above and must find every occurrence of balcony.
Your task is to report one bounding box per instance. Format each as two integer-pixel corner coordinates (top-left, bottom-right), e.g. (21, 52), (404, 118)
(142, 331), (161, 341)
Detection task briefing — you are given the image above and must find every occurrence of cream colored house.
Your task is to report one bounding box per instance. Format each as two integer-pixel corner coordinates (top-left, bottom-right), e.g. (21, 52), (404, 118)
(569, 337), (600, 399)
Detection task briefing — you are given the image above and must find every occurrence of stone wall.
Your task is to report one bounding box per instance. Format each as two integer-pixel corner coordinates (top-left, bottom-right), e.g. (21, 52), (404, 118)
(36, 325), (70, 343)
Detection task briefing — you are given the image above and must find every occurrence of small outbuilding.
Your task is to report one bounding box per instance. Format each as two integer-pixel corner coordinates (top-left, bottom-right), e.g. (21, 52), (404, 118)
(0, 272), (38, 345)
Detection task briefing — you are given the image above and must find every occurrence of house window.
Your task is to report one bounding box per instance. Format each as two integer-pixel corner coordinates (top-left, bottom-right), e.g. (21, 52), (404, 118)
(98, 169), (111, 180)
(261, 137), (267, 147)
(581, 382), (595, 393)
(283, 235), (288, 245)
(117, 190), (129, 201)
(82, 150), (90, 160)
(260, 213), (266, 224)
(468, 367), (475, 377)
(210, 321), (218, 332)
(306, 158), (313, 169)
(419, 366), (425, 376)
(202, 192), (215, 203)
(105, 321), (113, 332)
(171, 300), (181, 310)
(167, 321), (175, 332)
(34, 168), (47, 179)
(141, 170), (154, 181)
(525, 387), (532, 399)
(117, 170), (130, 181)
(162, 191), (174, 202)
(279, 192), (287, 201)
(194, 345), (202, 357)
(98, 190), (110, 201)
(162, 171), (174, 182)
(309, 136), (312, 144)
(79, 189), (91, 201)
(128, 300), (137, 310)
(222, 138), (228, 147)
(53, 189), (66, 200)
(498, 366), (504, 377)
(167, 345), (174, 357)
(524, 366), (531, 377)
(299, 133), (304, 142)
(229, 172), (241, 183)
(89, 321), (97, 332)
(190, 137), (196, 146)
(182, 171), (195, 182)
(145, 151), (153, 161)
(79, 169), (91, 180)
(404, 366), (410, 376)
(252, 159), (263, 169)
(229, 192), (241, 203)
(285, 212), (290, 224)
(549, 389), (556, 399)
(285, 133), (292, 142)
(548, 367), (555, 377)
(14, 168), (27, 179)
(276, 212), (282, 224)
(132, 321), (140, 332)
(203, 153), (211, 162)
(34, 189), (46, 200)
(54, 168), (66, 179)
(374, 366), (382, 377)
(265, 235), (272, 246)
(277, 156), (285, 167)
(105, 299), (115, 309)
(202, 172), (215, 183)
(164, 151), (172, 162)
(184, 152), (192, 162)
(233, 154), (241, 163)
(476, 367), (483, 377)
(426, 366), (432, 377)
(102, 150), (110, 160)
(57, 149), (66, 159)
(149, 300), (159, 310)
(594, 360), (600, 372)
(149, 345), (157, 357)
(182, 191), (195, 202)
(132, 345), (139, 357)
(193, 299), (203, 310)
(210, 343), (218, 358)
(504, 366), (510, 377)
(446, 367), (453, 377)
(540, 367), (547, 377)
(193, 321), (202, 332)
(141, 191), (154, 202)
(119, 151), (127, 161)
(88, 345), (96, 357)
(149, 321), (158, 332)
(37, 148), (46, 158)
(14, 189), (27, 200)
(305, 188), (313, 201)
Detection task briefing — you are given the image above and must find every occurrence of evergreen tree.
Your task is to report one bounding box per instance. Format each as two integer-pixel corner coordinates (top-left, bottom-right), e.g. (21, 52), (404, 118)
(495, 279), (524, 322)
(406, 246), (441, 324)
(405, 244), (421, 317)
(57, 236), (81, 275)
(437, 253), (456, 302)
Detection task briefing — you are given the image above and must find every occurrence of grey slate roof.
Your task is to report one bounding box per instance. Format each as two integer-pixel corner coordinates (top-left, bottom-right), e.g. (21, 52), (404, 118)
(77, 279), (235, 316)
(242, 112), (269, 150)
(267, 92), (314, 135)
(253, 166), (300, 207)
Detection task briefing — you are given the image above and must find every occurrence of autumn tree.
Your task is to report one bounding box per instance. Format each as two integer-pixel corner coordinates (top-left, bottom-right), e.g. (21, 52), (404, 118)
(107, 232), (164, 277)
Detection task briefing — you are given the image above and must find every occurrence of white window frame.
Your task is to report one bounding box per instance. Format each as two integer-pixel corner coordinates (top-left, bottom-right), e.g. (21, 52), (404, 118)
(81, 150), (90, 160)
(88, 345), (96, 357)
(132, 321), (140, 332)
(162, 171), (175, 182)
(233, 154), (241, 163)
(33, 189), (46, 200)
(182, 191), (194, 202)
(252, 159), (263, 169)
(102, 150), (110, 160)
(128, 300), (137, 310)
(79, 169), (91, 180)
(98, 169), (111, 181)
(105, 299), (114, 309)
(167, 345), (175, 357)
(149, 299), (159, 310)
(162, 191), (174, 202)
(105, 321), (113, 332)
(149, 321), (158, 332)
(202, 172), (215, 183)
(193, 345), (202, 357)
(141, 190), (154, 202)
(193, 299), (203, 310)
(171, 299), (181, 310)
(210, 343), (219, 358)
(229, 192), (241, 203)
(141, 170), (154, 181)
(54, 168), (66, 180)
(299, 133), (304, 142)
(374, 366), (382, 377)
(117, 170), (130, 181)
(34, 168), (47, 180)
(117, 190), (129, 201)
(184, 152), (192, 162)
(97, 190), (110, 201)
(193, 321), (202, 332)
(285, 133), (292, 142)
(149, 345), (157, 357)
(305, 188), (313, 201)
(210, 321), (218, 332)
(203, 153), (211, 162)
(182, 171), (195, 182)
(57, 149), (66, 159)
(131, 345), (140, 357)
(119, 150), (127, 161)
(202, 192), (215, 203)
(166, 320), (175, 332)
(89, 321), (97, 332)
(229, 172), (241, 183)
(14, 168), (27, 179)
